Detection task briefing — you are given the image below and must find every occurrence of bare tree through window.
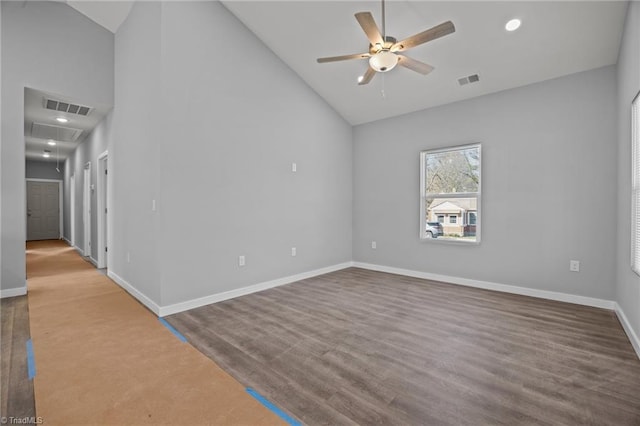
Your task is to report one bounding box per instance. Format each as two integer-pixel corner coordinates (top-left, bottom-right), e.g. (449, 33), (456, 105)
(420, 144), (481, 243)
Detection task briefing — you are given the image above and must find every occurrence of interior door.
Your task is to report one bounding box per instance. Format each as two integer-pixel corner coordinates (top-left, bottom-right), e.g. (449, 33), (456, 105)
(27, 181), (60, 241)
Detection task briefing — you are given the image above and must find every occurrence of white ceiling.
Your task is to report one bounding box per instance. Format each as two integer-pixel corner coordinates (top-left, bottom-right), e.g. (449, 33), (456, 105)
(222, 1), (628, 125)
(57, 1), (628, 126)
(66, 0), (133, 33)
(25, 88), (112, 162)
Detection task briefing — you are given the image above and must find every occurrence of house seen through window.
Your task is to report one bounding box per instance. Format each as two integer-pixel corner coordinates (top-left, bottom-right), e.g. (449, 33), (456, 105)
(420, 143), (481, 243)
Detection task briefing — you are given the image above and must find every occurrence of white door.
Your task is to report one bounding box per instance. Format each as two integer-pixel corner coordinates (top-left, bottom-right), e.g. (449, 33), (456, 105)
(27, 181), (60, 241)
(70, 174), (76, 247)
(97, 153), (108, 269)
(104, 159), (108, 266)
(83, 164), (91, 257)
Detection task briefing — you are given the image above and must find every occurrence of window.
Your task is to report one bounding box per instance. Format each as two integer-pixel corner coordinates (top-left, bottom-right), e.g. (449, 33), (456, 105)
(632, 92), (640, 275)
(420, 143), (481, 243)
(468, 212), (477, 225)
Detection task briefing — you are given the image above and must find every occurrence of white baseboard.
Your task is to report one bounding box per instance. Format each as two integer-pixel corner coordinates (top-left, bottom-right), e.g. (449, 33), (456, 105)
(352, 262), (616, 310)
(614, 303), (640, 360)
(0, 286), (27, 298)
(107, 270), (161, 316)
(158, 262), (353, 317)
(66, 243), (83, 255)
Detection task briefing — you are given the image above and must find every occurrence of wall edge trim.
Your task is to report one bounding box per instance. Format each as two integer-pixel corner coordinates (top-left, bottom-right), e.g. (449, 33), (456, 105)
(614, 302), (640, 360)
(107, 270), (161, 316)
(157, 262), (354, 317)
(352, 262), (616, 309)
(0, 286), (27, 299)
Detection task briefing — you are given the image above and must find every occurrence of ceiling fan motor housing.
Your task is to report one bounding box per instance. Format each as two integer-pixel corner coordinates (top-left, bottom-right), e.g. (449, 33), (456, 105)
(369, 36), (399, 72)
(369, 36), (397, 54)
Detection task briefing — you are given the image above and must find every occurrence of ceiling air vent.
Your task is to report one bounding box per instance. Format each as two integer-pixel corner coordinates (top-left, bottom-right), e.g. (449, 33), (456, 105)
(458, 74), (480, 86)
(44, 98), (92, 116)
(31, 122), (83, 142)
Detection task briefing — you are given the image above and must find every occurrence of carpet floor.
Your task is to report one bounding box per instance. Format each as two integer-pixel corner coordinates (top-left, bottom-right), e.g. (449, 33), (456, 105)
(26, 240), (284, 425)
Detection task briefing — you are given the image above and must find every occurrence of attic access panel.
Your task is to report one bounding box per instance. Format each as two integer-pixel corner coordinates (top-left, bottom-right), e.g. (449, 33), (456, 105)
(31, 122), (83, 142)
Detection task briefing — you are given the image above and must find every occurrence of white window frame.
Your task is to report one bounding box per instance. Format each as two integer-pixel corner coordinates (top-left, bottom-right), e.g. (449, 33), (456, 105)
(420, 143), (482, 244)
(631, 91), (640, 276)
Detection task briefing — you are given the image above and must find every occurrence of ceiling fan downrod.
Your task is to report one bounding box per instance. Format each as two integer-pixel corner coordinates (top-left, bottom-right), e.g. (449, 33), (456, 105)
(381, 0), (386, 42)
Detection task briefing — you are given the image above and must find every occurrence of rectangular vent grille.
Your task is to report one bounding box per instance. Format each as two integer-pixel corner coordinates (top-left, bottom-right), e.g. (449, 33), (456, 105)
(458, 74), (480, 86)
(32, 122), (83, 142)
(45, 98), (92, 116)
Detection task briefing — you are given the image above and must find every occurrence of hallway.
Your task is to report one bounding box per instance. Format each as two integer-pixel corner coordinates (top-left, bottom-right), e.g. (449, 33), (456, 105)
(1, 240), (283, 425)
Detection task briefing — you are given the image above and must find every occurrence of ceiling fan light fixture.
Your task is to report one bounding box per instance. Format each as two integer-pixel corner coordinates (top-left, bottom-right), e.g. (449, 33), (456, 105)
(357, 75), (364, 83)
(505, 18), (521, 32)
(369, 50), (398, 73)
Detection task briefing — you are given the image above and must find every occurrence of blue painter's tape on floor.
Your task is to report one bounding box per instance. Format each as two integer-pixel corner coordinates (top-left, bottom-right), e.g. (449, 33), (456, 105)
(246, 387), (301, 426)
(26, 339), (36, 380)
(158, 318), (187, 342)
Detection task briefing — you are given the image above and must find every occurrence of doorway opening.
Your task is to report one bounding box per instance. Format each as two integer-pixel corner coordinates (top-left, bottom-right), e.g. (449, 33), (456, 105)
(70, 173), (76, 247)
(83, 162), (91, 258)
(97, 151), (108, 269)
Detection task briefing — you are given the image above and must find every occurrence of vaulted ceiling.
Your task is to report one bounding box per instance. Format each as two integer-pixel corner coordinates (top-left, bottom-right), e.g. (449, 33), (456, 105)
(221, 1), (627, 124)
(62, 1), (627, 126)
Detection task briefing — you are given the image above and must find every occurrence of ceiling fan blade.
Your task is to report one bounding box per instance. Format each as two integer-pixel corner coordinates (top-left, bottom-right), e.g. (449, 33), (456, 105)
(358, 67), (376, 86)
(355, 12), (384, 47)
(396, 55), (434, 75)
(392, 21), (455, 52)
(317, 52), (370, 63)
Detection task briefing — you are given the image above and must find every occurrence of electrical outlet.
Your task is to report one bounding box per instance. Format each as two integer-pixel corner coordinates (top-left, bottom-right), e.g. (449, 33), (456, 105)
(292, 162), (297, 172)
(239, 255), (246, 267)
(126, 252), (130, 263)
(570, 260), (580, 272)
(152, 199), (157, 212)
(371, 241), (377, 249)
(291, 247), (297, 257)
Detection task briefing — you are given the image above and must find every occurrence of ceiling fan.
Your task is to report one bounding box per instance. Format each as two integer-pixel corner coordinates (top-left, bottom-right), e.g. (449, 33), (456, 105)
(317, 0), (455, 85)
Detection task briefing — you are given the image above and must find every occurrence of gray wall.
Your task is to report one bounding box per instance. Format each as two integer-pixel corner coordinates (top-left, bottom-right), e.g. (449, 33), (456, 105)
(109, 1), (352, 307)
(26, 160), (64, 180)
(1, 1), (113, 292)
(5, 0), (634, 328)
(63, 112), (112, 260)
(110, 1), (163, 303)
(616, 2), (640, 342)
(353, 66), (617, 300)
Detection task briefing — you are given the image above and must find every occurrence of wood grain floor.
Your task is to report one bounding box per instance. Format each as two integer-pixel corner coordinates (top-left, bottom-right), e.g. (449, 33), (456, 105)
(0, 295), (36, 421)
(167, 268), (640, 426)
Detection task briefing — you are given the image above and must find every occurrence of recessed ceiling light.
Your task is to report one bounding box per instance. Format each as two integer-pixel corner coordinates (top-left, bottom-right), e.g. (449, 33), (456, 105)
(47, 140), (56, 146)
(56, 117), (68, 123)
(43, 153), (50, 158)
(505, 19), (521, 32)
